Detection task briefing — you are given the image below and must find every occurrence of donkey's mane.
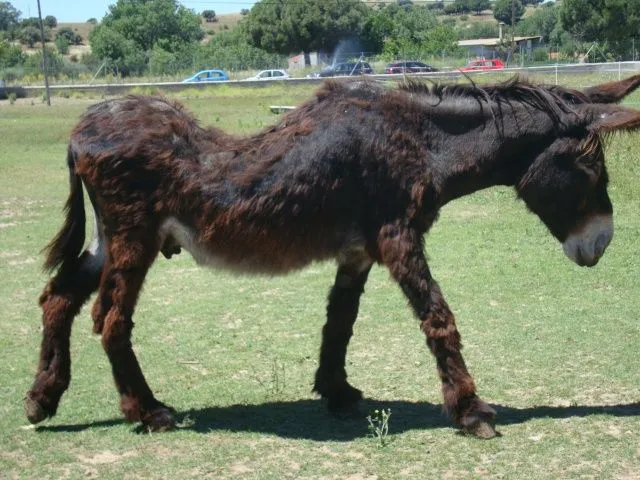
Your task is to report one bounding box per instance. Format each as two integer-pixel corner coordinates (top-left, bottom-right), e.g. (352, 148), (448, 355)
(398, 76), (589, 123)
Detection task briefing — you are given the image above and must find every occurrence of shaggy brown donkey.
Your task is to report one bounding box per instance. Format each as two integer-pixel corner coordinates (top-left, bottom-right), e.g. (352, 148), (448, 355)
(25, 75), (640, 438)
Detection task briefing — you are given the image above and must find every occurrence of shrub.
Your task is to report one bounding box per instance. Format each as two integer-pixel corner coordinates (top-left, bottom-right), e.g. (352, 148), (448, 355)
(43, 16), (57, 28)
(55, 36), (70, 54)
(19, 26), (42, 47)
(202, 10), (217, 22)
(532, 47), (549, 62)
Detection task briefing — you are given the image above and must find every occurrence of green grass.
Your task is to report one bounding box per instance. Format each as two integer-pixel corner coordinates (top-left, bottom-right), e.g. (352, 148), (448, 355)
(1, 78), (640, 479)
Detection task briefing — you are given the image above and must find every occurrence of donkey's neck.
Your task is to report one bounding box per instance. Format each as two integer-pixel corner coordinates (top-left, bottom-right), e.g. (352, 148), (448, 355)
(431, 113), (554, 205)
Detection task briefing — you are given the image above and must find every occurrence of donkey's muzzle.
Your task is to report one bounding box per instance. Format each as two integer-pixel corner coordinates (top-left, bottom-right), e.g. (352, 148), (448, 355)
(562, 214), (613, 267)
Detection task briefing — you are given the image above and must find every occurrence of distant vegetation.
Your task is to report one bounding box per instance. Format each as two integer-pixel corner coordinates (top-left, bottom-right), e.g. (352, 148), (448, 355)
(0, 0), (638, 83)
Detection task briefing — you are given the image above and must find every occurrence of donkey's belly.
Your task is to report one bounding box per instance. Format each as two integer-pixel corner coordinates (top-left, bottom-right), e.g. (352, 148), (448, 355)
(158, 216), (323, 274)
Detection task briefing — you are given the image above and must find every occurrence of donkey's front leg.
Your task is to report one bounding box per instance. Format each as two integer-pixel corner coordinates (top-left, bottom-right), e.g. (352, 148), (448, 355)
(314, 255), (372, 414)
(379, 224), (497, 438)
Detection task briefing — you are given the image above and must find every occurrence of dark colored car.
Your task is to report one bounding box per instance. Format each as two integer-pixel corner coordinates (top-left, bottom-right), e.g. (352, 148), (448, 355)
(0, 80), (26, 100)
(309, 61), (374, 78)
(385, 61), (438, 74)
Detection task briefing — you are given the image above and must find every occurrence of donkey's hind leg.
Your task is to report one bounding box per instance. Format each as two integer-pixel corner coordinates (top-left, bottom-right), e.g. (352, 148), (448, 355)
(98, 231), (174, 432)
(25, 251), (102, 423)
(378, 223), (497, 439)
(314, 253), (372, 413)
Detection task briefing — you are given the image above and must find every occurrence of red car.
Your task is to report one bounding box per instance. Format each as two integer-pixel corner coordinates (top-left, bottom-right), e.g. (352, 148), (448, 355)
(460, 58), (505, 72)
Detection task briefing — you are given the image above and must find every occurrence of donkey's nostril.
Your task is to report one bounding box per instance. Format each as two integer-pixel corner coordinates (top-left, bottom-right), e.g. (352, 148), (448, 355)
(594, 232), (609, 256)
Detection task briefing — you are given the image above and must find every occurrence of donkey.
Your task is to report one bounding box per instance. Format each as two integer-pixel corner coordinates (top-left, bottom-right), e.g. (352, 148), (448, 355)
(25, 75), (640, 438)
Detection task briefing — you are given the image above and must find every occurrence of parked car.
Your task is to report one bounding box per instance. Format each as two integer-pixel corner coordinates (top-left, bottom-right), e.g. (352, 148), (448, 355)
(307, 61), (373, 78)
(385, 61), (438, 74)
(459, 58), (505, 72)
(244, 69), (290, 81)
(0, 80), (26, 100)
(182, 69), (229, 83)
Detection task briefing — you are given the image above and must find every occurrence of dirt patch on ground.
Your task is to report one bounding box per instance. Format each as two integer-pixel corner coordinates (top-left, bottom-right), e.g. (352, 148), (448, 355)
(76, 450), (138, 465)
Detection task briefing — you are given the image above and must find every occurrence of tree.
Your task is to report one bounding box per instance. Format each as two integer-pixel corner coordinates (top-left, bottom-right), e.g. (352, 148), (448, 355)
(493, 0), (525, 26)
(43, 15), (57, 28)
(56, 27), (82, 45)
(202, 10), (216, 22)
(0, 1), (20, 31)
(469, 0), (491, 15)
(561, 0), (640, 57)
(453, 0), (471, 14)
(244, 0), (369, 66)
(87, 18), (98, 24)
(55, 35), (69, 54)
(362, 4), (461, 58)
(0, 38), (25, 67)
(88, 0), (204, 75)
(89, 25), (147, 75)
(90, 0), (204, 53)
(19, 25), (40, 47)
(516, 2), (560, 43)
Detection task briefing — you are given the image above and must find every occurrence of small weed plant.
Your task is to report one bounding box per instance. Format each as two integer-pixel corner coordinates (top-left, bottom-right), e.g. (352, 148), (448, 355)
(7, 92), (17, 104)
(367, 408), (391, 447)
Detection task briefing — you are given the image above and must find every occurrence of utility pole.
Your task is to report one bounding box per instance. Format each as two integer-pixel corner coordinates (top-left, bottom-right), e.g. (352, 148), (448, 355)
(36, 0), (51, 106)
(511, 0), (516, 54)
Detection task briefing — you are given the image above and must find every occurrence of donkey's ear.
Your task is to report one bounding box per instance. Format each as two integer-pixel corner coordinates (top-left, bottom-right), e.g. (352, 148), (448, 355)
(582, 74), (640, 104)
(582, 104), (640, 134)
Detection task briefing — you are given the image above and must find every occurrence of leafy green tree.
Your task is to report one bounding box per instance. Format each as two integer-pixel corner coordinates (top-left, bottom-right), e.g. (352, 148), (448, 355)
(196, 27), (286, 71)
(456, 21), (499, 40)
(561, 0), (640, 42)
(453, 0), (471, 14)
(0, 1), (20, 31)
(89, 0), (203, 75)
(55, 35), (69, 54)
(244, 0), (369, 66)
(19, 25), (41, 47)
(561, 0), (640, 57)
(493, 0), (525, 25)
(0, 38), (25, 67)
(90, 0), (204, 53)
(202, 10), (216, 22)
(469, 0), (491, 15)
(56, 27), (82, 45)
(89, 25), (146, 75)
(20, 17), (39, 28)
(43, 15), (57, 28)
(23, 46), (64, 77)
(87, 18), (98, 24)
(515, 2), (560, 43)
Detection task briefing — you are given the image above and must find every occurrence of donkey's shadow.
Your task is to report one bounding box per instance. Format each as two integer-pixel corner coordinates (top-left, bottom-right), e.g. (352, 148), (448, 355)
(37, 399), (640, 440)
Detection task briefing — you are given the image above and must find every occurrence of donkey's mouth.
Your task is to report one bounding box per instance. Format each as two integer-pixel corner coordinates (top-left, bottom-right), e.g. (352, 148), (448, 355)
(562, 215), (613, 267)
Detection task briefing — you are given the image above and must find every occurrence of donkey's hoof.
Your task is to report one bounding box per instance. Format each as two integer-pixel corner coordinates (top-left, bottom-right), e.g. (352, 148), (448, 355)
(324, 385), (363, 416)
(462, 420), (498, 439)
(24, 396), (48, 424)
(143, 407), (176, 432)
(458, 397), (498, 439)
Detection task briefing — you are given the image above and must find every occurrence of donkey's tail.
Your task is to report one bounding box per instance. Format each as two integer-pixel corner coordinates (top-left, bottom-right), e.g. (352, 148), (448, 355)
(42, 146), (86, 273)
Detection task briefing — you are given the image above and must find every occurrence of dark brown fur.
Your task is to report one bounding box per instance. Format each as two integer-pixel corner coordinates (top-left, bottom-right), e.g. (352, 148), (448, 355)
(25, 76), (640, 437)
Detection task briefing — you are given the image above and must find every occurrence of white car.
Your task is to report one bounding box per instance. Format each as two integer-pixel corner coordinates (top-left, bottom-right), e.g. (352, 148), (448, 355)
(244, 69), (290, 81)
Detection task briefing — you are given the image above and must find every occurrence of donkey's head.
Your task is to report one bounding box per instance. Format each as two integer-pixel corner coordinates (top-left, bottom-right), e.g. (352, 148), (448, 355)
(517, 104), (640, 267)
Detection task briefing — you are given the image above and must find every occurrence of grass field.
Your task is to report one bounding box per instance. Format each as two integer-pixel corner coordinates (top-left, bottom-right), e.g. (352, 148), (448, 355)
(1, 77), (640, 479)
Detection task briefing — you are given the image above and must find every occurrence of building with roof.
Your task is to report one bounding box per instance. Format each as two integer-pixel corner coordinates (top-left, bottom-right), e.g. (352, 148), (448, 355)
(458, 36), (543, 59)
